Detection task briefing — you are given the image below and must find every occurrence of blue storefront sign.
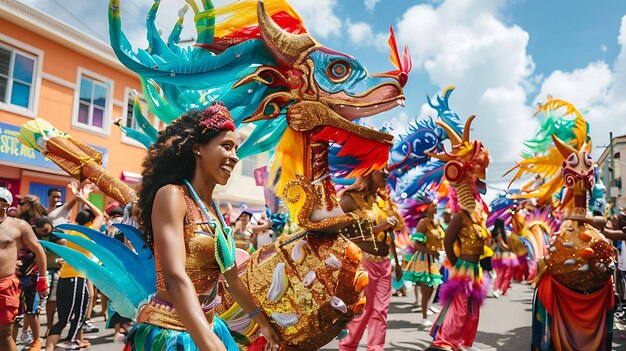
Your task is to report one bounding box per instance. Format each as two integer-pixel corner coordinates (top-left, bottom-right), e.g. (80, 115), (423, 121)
(0, 121), (108, 171)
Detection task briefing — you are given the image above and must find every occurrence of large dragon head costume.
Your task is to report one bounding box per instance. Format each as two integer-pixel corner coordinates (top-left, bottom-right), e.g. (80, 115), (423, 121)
(19, 2), (412, 349)
(426, 115), (490, 214)
(507, 97), (614, 293)
(106, 0), (412, 348)
(109, 0), (409, 229)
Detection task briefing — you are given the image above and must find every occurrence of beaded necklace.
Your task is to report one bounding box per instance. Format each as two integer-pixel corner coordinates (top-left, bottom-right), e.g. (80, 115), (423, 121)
(184, 180), (227, 228)
(184, 180), (236, 273)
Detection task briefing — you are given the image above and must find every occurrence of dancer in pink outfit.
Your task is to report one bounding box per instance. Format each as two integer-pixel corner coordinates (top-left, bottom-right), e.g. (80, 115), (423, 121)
(490, 219), (518, 298)
(338, 170), (404, 351)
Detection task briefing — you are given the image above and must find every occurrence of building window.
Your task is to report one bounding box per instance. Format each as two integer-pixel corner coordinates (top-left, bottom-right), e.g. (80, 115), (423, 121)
(72, 69), (113, 135)
(0, 44), (37, 110)
(78, 76), (108, 128)
(241, 155), (257, 177)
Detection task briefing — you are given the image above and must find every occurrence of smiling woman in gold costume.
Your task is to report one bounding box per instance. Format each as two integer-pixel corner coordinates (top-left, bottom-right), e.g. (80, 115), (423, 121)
(126, 104), (281, 351)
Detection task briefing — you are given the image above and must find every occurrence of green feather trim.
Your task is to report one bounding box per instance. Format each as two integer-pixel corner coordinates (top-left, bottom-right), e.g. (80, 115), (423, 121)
(152, 329), (167, 351)
(411, 232), (427, 243)
(403, 271), (443, 286)
(135, 323), (152, 351)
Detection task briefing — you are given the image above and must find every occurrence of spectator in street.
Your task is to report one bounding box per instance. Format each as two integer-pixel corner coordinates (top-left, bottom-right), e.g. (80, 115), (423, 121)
(251, 213), (274, 250)
(97, 206), (125, 322)
(234, 211), (254, 250)
(32, 217), (62, 338)
(104, 205), (124, 238)
(46, 187), (77, 227)
(17, 195), (47, 226)
(441, 209), (451, 231)
(105, 207), (133, 343)
(0, 187), (48, 351)
(45, 183), (102, 351)
(235, 211), (273, 250)
(219, 202), (233, 227)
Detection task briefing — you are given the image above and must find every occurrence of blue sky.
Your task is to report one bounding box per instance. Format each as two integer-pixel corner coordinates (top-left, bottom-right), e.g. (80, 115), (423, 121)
(18, 0), (626, 196)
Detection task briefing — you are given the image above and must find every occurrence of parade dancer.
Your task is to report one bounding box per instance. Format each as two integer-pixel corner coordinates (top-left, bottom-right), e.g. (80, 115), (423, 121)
(425, 115), (491, 351)
(120, 105), (281, 350)
(490, 218), (518, 298)
(338, 170), (404, 351)
(403, 195), (444, 326)
(506, 98), (616, 351)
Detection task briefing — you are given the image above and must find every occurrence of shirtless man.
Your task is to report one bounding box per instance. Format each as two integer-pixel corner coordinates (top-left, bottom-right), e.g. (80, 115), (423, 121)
(0, 188), (48, 351)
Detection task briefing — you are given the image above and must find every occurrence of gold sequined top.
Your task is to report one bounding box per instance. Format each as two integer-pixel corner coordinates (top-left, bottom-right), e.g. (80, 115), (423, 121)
(457, 210), (488, 256)
(154, 186), (221, 295)
(507, 232), (528, 256)
(424, 219), (444, 252)
(345, 192), (395, 247)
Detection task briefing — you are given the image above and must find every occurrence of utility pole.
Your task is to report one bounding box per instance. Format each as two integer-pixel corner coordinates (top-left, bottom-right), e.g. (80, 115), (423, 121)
(609, 132), (615, 209)
(610, 132), (615, 185)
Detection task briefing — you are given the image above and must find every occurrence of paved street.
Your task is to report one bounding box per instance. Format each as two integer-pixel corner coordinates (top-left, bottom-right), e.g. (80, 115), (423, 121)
(32, 282), (626, 350)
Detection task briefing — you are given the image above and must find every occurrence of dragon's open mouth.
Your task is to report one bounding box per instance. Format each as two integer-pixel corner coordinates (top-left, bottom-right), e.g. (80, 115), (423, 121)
(330, 97), (405, 121)
(326, 82), (405, 121)
(313, 81), (404, 176)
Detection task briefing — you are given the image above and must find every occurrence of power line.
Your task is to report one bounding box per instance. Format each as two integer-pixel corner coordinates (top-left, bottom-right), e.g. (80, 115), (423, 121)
(50, 0), (107, 42)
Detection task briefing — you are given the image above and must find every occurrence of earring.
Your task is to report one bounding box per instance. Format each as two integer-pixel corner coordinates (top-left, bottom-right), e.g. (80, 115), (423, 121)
(195, 152), (201, 156)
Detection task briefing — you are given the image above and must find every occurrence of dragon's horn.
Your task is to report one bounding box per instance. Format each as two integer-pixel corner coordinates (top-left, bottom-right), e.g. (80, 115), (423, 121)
(583, 140), (593, 154)
(462, 115), (476, 143)
(425, 150), (452, 163)
(435, 120), (462, 146)
(552, 134), (577, 159)
(257, 0), (318, 65)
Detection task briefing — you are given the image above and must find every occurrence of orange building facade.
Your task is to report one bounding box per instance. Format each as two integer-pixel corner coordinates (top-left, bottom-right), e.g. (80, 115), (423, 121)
(0, 1), (267, 213)
(0, 1), (148, 209)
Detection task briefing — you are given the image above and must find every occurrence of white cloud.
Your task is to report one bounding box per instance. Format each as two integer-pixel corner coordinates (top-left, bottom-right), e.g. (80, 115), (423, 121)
(395, 0), (536, 171)
(347, 21), (374, 45)
(532, 16), (626, 157)
(364, 0), (381, 12)
(392, 4), (626, 182)
(535, 62), (612, 108)
(290, 0), (342, 38)
(346, 20), (388, 52)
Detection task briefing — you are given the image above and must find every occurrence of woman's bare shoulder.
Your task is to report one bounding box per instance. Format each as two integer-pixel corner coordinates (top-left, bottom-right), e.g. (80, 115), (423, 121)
(153, 184), (186, 213)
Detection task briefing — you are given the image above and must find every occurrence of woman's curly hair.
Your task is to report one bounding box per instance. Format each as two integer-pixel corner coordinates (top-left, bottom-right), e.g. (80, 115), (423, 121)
(137, 104), (235, 249)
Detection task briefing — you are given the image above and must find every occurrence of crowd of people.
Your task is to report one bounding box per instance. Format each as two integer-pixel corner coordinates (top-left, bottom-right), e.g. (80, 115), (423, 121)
(2, 179), (626, 351)
(0, 177), (296, 351)
(0, 181), (136, 351)
(2, 0), (626, 350)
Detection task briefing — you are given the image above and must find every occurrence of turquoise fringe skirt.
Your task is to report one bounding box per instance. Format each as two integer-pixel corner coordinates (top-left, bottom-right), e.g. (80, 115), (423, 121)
(123, 316), (239, 351)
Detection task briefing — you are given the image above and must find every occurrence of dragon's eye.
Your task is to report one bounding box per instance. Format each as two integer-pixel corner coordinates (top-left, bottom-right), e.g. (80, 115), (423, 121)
(327, 60), (351, 82)
(583, 153), (593, 167)
(566, 153), (579, 167)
